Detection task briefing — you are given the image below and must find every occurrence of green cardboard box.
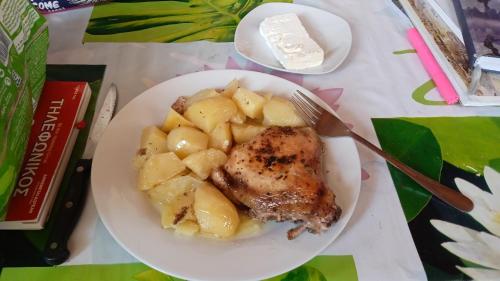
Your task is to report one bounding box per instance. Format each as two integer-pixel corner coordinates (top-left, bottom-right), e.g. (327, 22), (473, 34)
(0, 0), (49, 219)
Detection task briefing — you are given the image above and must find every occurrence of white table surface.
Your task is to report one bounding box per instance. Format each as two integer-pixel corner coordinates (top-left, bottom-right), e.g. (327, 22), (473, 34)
(44, 1), (498, 280)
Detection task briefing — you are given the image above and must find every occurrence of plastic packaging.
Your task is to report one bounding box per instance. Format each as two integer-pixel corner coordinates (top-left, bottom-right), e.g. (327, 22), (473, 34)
(31, 0), (109, 14)
(0, 0), (49, 219)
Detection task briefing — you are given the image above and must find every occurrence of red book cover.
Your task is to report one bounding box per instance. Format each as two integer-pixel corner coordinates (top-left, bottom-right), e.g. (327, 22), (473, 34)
(1, 81), (90, 229)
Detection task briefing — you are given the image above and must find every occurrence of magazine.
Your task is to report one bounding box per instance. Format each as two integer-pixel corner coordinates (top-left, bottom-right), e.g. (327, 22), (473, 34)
(400, 0), (500, 105)
(454, 0), (500, 98)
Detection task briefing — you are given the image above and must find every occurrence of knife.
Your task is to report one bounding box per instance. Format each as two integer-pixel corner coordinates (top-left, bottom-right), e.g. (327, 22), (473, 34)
(42, 84), (118, 265)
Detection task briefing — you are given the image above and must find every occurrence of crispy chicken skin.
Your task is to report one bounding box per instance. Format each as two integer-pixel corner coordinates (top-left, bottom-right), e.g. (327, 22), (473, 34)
(211, 126), (341, 239)
(171, 96), (187, 114)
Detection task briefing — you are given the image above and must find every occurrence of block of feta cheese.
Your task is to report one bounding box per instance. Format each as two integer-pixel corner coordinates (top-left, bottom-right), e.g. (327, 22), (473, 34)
(259, 13), (324, 70)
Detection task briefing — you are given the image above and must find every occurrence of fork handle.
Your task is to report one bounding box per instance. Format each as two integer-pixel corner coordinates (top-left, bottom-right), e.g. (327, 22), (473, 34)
(349, 131), (473, 212)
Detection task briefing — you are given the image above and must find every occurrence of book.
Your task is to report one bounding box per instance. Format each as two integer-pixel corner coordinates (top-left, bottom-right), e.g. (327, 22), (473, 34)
(399, 0), (470, 96)
(453, 0), (500, 68)
(399, 0), (500, 105)
(0, 81), (91, 230)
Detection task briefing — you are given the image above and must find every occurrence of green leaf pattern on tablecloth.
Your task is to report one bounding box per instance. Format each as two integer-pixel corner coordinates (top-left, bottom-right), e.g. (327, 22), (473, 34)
(411, 79), (447, 106)
(372, 117), (500, 221)
(489, 158), (500, 172)
(373, 119), (443, 221)
(393, 49), (417, 55)
(84, 0), (292, 43)
(133, 268), (180, 281)
(392, 49), (449, 106)
(279, 266), (327, 281)
(0, 256), (358, 281)
(400, 117), (500, 174)
(372, 118), (442, 222)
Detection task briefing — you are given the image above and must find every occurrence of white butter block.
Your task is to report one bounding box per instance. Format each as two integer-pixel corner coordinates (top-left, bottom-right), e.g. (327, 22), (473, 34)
(259, 13), (324, 70)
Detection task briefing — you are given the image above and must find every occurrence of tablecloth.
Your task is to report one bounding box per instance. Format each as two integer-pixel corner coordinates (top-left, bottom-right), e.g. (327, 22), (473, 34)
(22, 0), (500, 280)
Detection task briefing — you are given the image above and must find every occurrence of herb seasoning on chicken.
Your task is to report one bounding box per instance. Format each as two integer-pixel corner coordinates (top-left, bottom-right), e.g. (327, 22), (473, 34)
(211, 126), (341, 239)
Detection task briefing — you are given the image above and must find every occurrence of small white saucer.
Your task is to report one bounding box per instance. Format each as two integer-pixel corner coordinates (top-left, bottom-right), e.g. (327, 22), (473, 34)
(234, 3), (352, 75)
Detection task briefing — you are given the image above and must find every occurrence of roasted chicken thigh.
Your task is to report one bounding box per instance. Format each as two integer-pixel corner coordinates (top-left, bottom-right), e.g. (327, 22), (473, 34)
(211, 126), (341, 239)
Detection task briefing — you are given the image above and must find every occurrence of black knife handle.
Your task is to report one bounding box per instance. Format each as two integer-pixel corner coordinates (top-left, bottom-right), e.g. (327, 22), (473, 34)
(43, 158), (92, 266)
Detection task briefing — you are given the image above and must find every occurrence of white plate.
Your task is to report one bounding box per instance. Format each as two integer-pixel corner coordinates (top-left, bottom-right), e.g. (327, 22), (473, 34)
(91, 70), (361, 281)
(234, 3), (352, 75)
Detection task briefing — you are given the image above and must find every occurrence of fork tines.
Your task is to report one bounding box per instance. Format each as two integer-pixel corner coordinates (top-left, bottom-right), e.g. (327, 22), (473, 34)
(291, 90), (323, 126)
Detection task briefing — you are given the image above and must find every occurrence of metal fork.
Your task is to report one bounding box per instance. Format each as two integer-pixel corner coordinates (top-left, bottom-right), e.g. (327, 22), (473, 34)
(291, 90), (473, 213)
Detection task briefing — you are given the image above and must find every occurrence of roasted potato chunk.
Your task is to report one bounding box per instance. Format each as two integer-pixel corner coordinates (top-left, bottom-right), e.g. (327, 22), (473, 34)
(161, 190), (196, 229)
(221, 79), (239, 97)
(194, 183), (239, 238)
(133, 126), (168, 169)
(167, 126), (209, 158)
(231, 123), (267, 144)
(184, 96), (238, 133)
(147, 175), (203, 205)
(236, 213), (262, 238)
(161, 109), (195, 132)
(229, 109), (247, 124)
(208, 122), (232, 153)
(185, 89), (220, 108)
(182, 148), (227, 180)
(138, 152), (186, 191)
(263, 97), (306, 127)
(232, 88), (266, 119)
(174, 220), (200, 236)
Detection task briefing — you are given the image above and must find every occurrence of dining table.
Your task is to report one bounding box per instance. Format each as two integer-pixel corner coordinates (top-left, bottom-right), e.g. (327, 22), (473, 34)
(1, 0), (499, 280)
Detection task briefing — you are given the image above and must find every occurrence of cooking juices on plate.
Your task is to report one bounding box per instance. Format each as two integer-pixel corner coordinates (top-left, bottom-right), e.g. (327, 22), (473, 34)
(133, 79), (340, 239)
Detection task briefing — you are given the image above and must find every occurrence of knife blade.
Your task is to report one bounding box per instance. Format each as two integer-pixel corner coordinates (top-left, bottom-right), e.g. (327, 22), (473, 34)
(42, 84), (118, 265)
